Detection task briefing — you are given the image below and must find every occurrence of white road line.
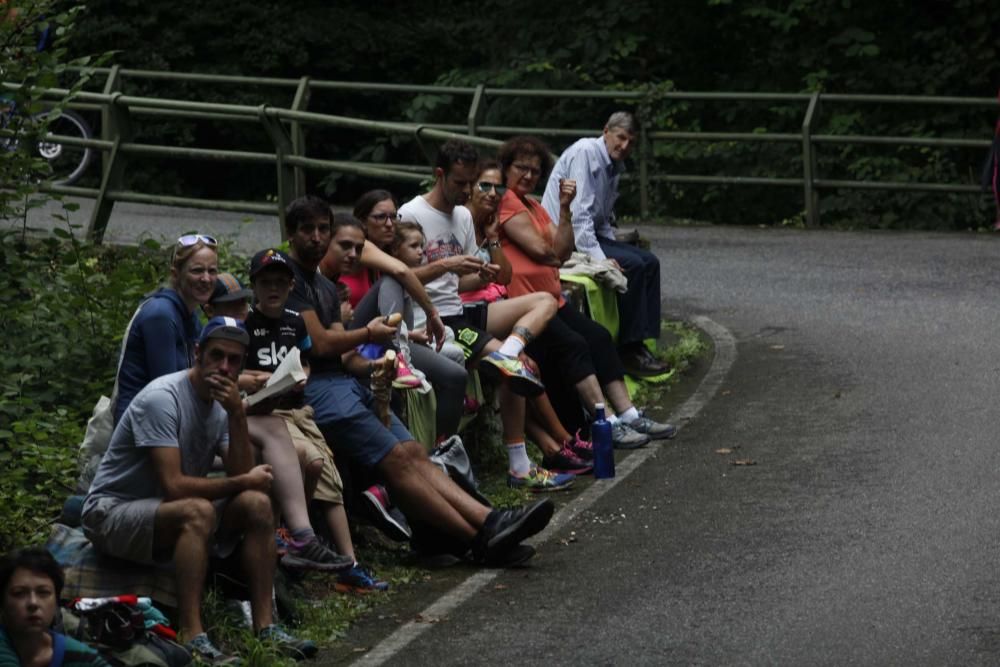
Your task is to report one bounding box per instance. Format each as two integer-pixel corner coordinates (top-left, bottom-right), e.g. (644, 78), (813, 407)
(355, 315), (736, 666)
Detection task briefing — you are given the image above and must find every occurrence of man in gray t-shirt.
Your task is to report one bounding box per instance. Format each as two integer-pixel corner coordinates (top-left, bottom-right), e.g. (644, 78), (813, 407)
(82, 316), (316, 663)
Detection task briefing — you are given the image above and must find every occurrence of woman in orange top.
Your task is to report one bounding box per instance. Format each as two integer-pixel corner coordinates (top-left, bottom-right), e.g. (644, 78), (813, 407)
(498, 136), (675, 446)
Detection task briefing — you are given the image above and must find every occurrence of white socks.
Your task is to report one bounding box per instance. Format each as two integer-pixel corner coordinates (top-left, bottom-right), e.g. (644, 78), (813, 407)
(497, 335), (526, 358)
(620, 406), (640, 423)
(506, 441), (532, 475)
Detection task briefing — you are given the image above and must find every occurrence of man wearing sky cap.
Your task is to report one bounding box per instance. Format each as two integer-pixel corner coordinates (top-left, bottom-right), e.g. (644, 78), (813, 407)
(82, 316), (317, 664)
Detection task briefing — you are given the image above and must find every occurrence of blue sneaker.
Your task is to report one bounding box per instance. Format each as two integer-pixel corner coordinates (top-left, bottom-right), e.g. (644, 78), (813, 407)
(508, 464), (575, 492)
(335, 564), (390, 594)
(478, 351), (544, 397)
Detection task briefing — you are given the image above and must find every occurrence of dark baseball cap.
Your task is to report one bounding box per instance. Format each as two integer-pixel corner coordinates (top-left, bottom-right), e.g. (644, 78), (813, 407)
(211, 273), (253, 304)
(249, 248), (295, 279)
(198, 316), (250, 347)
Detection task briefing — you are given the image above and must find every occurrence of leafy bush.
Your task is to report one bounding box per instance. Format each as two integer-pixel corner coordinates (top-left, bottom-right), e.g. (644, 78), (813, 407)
(0, 217), (168, 551)
(66, 0), (999, 229)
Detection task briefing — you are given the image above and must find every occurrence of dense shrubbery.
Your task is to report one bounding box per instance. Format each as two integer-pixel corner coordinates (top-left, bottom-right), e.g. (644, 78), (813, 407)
(0, 219), (170, 551)
(64, 0), (1000, 229)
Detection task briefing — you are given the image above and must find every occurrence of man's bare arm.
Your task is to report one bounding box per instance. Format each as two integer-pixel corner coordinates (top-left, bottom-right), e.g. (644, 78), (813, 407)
(149, 447), (272, 501)
(300, 308), (395, 359)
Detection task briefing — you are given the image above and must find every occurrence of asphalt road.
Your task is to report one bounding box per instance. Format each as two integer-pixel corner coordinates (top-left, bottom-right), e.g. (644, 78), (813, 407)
(353, 225), (1000, 666)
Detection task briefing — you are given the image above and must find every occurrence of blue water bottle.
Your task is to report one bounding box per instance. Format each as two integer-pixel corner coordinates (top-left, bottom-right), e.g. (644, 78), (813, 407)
(592, 402), (615, 479)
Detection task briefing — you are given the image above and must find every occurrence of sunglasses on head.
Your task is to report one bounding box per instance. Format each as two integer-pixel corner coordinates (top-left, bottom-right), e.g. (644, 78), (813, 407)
(176, 234), (218, 247)
(477, 182), (507, 195)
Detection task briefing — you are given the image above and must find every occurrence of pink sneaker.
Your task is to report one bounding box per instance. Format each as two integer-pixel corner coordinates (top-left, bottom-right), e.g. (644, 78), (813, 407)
(392, 356), (421, 389)
(361, 484), (412, 541)
(566, 430), (593, 461)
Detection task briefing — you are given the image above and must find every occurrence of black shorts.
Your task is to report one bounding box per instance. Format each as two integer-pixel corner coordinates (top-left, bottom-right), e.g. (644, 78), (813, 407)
(441, 313), (494, 362)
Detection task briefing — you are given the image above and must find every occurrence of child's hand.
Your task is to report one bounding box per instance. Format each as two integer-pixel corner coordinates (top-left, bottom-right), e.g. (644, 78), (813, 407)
(238, 370), (271, 393)
(409, 328), (430, 345)
(427, 312), (446, 352)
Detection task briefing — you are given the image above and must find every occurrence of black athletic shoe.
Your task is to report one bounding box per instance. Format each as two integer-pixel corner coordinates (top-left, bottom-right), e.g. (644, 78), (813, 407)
(473, 499), (554, 563)
(280, 538), (354, 572)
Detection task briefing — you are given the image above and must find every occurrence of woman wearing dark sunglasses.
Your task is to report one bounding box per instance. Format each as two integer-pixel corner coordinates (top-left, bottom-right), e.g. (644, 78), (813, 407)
(463, 160), (512, 302)
(464, 162), (593, 476)
(113, 234), (219, 423)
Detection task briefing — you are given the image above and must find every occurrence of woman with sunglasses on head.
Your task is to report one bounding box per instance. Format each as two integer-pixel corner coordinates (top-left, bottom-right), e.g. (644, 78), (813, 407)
(497, 136), (677, 448)
(113, 234), (219, 424)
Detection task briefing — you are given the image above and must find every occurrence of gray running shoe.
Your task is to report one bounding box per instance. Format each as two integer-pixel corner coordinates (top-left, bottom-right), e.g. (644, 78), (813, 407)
(257, 624), (317, 661)
(611, 421), (651, 449)
(186, 633), (241, 666)
(281, 538), (354, 572)
(627, 413), (677, 440)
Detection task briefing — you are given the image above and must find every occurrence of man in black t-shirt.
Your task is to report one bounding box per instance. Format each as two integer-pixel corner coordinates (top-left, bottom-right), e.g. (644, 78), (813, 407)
(284, 196), (554, 567)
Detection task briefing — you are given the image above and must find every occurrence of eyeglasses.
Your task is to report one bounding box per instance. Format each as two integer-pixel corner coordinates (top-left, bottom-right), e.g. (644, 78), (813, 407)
(477, 182), (507, 196)
(511, 163), (541, 177)
(177, 234), (218, 247)
(369, 212), (402, 224)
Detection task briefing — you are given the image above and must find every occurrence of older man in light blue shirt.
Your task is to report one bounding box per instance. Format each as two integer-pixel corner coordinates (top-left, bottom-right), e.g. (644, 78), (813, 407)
(542, 112), (667, 376)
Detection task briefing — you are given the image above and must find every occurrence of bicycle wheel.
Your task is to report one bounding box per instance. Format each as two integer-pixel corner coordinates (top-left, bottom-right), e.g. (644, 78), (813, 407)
(34, 109), (93, 185)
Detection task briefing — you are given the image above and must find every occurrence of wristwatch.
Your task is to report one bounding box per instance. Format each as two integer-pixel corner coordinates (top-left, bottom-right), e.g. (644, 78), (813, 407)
(486, 240), (502, 249)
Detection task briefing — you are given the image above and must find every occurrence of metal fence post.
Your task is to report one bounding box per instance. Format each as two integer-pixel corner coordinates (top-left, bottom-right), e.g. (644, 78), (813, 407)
(290, 76), (311, 197)
(86, 93), (131, 243)
(467, 83), (486, 136)
(639, 122), (650, 220)
(259, 106), (295, 238)
(99, 65), (121, 181)
(801, 91), (821, 227)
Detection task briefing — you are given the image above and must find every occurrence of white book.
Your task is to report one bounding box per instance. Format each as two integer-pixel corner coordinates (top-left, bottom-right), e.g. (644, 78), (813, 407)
(245, 347), (306, 406)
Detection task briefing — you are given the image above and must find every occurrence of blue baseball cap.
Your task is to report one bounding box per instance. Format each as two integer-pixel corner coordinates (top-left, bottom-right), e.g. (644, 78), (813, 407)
(199, 316), (250, 347)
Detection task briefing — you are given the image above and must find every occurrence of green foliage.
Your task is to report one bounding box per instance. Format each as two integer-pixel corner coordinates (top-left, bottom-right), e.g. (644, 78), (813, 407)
(0, 219), (167, 552)
(62, 0), (1000, 228)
